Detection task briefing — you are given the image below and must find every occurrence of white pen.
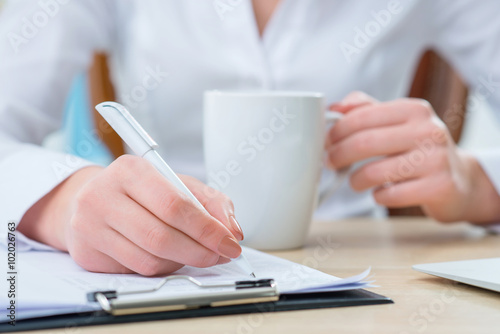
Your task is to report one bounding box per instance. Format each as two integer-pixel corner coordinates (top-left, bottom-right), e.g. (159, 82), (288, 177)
(96, 101), (256, 278)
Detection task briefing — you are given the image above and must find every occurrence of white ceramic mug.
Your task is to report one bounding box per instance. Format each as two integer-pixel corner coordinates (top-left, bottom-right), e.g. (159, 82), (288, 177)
(204, 91), (345, 250)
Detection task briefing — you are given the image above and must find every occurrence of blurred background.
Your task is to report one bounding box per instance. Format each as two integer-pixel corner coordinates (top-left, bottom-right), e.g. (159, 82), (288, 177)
(44, 57), (500, 168)
(0, 1), (499, 175)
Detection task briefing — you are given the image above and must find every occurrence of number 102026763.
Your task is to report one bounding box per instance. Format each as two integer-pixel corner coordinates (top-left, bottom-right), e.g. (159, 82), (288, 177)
(7, 222), (16, 271)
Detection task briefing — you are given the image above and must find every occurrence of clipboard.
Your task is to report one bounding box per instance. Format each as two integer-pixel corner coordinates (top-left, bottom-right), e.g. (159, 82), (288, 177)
(4, 275), (392, 332)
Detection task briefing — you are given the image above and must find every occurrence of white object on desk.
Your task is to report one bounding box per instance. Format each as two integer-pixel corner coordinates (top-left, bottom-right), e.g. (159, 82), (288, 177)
(413, 258), (500, 293)
(203, 91), (346, 250)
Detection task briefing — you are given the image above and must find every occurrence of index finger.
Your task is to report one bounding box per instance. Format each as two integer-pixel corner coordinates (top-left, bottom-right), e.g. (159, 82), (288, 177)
(178, 174), (244, 241)
(328, 100), (413, 145)
(114, 156), (242, 259)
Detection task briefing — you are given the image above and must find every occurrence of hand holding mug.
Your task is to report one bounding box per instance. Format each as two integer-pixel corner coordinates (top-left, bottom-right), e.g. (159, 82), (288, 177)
(325, 91), (500, 223)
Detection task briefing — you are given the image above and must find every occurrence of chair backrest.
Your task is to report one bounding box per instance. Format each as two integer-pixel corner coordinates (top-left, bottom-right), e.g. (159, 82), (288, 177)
(408, 50), (468, 142)
(88, 51), (469, 216)
(89, 53), (125, 159)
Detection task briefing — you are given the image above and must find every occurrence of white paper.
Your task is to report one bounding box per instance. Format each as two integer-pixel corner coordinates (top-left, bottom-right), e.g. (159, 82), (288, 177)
(0, 247), (372, 322)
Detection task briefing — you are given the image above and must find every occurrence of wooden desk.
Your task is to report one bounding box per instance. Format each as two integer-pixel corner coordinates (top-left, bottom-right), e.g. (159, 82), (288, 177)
(26, 218), (500, 334)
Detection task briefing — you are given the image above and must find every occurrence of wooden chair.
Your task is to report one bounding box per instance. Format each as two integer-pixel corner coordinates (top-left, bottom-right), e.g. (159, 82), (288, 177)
(408, 50), (468, 143)
(89, 54), (125, 159)
(88, 50), (469, 216)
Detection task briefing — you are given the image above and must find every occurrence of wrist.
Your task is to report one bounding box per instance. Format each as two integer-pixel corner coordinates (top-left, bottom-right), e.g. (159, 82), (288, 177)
(18, 166), (103, 250)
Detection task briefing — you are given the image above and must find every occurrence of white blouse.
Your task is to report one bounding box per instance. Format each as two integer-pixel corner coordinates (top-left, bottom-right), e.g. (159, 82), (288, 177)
(1, 0), (500, 249)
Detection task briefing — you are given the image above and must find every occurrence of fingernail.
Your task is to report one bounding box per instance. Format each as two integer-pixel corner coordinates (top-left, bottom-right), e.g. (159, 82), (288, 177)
(216, 256), (231, 265)
(218, 236), (241, 259)
(229, 216), (244, 241)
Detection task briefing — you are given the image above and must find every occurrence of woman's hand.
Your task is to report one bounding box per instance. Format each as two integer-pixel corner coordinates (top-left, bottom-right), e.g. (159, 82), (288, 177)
(325, 91), (500, 223)
(19, 155), (244, 276)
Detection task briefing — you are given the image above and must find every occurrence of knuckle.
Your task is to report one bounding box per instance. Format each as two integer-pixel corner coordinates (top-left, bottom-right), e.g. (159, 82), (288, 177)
(374, 184), (401, 206)
(205, 189), (231, 205)
(115, 154), (139, 166)
(70, 251), (91, 271)
(372, 188), (388, 205)
(69, 216), (86, 235)
(73, 186), (97, 219)
(430, 119), (446, 133)
(419, 124), (434, 140)
(352, 133), (373, 152)
(112, 154), (132, 170)
(203, 185), (221, 202)
(136, 254), (163, 276)
(350, 165), (376, 191)
(191, 251), (219, 268)
(197, 221), (220, 243)
(434, 126), (449, 145)
(349, 113), (363, 131)
(144, 225), (170, 253)
(347, 90), (369, 102)
(160, 192), (189, 220)
(417, 98), (433, 111)
(112, 155), (146, 175)
(364, 164), (382, 184)
(433, 149), (450, 169)
(419, 120), (445, 141)
(217, 192), (232, 205)
(411, 99), (434, 118)
(74, 186), (92, 209)
(433, 119), (448, 134)
(68, 245), (100, 273)
(214, 192), (234, 211)
(72, 184), (105, 232)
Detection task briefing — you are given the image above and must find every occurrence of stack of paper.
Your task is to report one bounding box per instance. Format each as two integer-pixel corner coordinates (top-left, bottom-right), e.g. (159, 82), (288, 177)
(0, 247), (373, 322)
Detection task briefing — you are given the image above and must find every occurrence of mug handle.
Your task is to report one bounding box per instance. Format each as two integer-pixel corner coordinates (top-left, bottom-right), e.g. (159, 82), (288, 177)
(317, 110), (351, 205)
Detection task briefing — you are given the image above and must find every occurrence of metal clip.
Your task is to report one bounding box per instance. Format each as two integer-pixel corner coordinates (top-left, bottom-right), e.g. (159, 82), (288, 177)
(87, 275), (278, 316)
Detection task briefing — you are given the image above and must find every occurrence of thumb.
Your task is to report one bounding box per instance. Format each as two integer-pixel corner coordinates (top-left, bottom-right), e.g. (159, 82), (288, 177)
(329, 91), (379, 114)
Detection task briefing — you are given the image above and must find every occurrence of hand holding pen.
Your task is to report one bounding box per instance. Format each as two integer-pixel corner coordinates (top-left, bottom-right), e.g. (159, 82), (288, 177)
(83, 101), (254, 277)
(19, 106), (251, 277)
(74, 159), (248, 276)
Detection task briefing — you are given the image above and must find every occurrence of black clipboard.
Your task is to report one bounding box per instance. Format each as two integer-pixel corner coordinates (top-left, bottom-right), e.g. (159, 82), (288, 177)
(3, 275), (392, 332)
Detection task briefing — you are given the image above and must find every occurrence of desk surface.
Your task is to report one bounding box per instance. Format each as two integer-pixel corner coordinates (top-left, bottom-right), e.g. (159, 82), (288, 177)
(26, 218), (500, 334)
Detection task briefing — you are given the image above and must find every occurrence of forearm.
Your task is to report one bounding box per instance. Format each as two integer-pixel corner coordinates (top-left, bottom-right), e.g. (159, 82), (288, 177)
(17, 166), (104, 251)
